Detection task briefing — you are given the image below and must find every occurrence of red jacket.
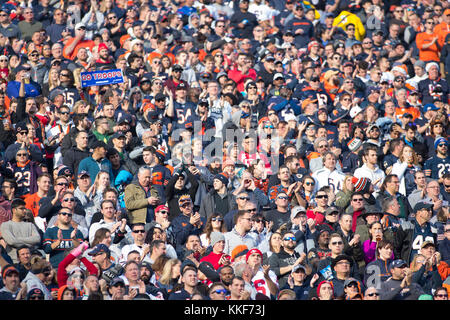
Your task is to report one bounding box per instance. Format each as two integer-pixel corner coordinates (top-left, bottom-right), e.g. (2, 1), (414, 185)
(57, 252), (98, 288)
(227, 68), (257, 92)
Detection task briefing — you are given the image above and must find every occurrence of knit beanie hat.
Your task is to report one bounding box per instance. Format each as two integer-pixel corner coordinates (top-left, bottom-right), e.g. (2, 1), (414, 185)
(352, 176), (371, 193)
(231, 245), (249, 261)
(245, 248), (263, 262)
(210, 232), (225, 247)
(317, 280), (334, 297)
(214, 172), (229, 186)
(347, 138), (362, 152)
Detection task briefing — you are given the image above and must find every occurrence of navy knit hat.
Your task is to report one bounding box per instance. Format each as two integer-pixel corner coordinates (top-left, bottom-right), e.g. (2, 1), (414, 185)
(214, 172), (229, 186)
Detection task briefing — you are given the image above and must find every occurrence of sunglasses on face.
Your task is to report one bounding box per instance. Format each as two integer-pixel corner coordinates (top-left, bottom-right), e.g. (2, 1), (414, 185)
(18, 131), (28, 135)
(277, 196), (288, 200)
(305, 182), (315, 186)
(238, 196), (250, 200)
(316, 195), (328, 199)
(366, 292), (379, 297)
(212, 217), (223, 222)
(158, 210), (168, 215)
(254, 219), (264, 223)
(133, 229), (145, 233)
(284, 237), (296, 241)
(352, 198), (364, 202)
(57, 182), (68, 187)
(346, 283), (358, 288)
(264, 125), (274, 129)
(60, 111), (70, 115)
(63, 198), (75, 202)
(331, 241), (343, 245)
(59, 212), (73, 217)
(17, 153), (28, 157)
(214, 289), (227, 294)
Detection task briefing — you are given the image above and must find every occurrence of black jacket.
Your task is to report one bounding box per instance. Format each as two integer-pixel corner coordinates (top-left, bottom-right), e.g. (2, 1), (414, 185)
(62, 145), (91, 176)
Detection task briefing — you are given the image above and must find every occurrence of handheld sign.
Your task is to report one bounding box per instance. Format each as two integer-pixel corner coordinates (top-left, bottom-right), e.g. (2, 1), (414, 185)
(81, 69), (124, 88)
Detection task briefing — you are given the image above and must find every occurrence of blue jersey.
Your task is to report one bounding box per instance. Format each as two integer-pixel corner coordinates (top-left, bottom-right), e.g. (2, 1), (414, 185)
(424, 156), (450, 179)
(43, 226), (84, 268)
(409, 222), (436, 263)
(172, 101), (196, 130)
(13, 163), (32, 197)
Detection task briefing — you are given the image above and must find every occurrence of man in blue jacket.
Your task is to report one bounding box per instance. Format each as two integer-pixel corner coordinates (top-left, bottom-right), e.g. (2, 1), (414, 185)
(77, 140), (113, 185)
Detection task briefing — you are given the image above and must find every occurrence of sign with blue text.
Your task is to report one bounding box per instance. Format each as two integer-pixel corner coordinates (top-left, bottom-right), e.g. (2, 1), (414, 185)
(81, 69), (124, 88)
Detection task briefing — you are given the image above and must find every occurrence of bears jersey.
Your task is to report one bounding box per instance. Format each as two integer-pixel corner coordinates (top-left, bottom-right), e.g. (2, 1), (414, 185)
(423, 156), (450, 179)
(171, 101), (196, 130)
(13, 163), (32, 197)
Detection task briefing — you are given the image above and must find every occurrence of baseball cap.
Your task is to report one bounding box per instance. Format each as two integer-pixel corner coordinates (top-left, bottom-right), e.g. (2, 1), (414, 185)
(291, 264), (306, 274)
(273, 73), (284, 80)
(176, 82), (187, 90)
(155, 93), (166, 101)
(110, 132), (126, 140)
(423, 103), (439, 113)
(389, 259), (407, 270)
(155, 205), (169, 214)
(245, 248), (263, 262)
(421, 240), (435, 249)
(290, 206), (306, 220)
(350, 105), (363, 118)
(15, 122), (28, 134)
(75, 22), (86, 30)
(88, 244), (110, 256)
(413, 201), (433, 213)
(325, 206), (339, 216)
(110, 277), (125, 287)
(77, 170), (90, 179)
(173, 64), (184, 71)
(344, 277), (359, 288)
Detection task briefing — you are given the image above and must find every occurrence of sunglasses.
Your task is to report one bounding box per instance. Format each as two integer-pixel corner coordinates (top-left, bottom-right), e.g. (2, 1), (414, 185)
(133, 230), (146, 233)
(238, 196), (250, 200)
(367, 292), (379, 297)
(57, 182), (68, 187)
(352, 198), (364, 202)
(264, 125), (274, 129)
(254, 219), (264, 223)
(60, 112), (70, 115)
(158, 210), (168, 215)
(331, 241), (343, 245)
(60, 73), (70, 77)
(436, 294), (448, 298)
(17, 153), (28, 157)
(29, 53), (38, 57)
(346, 283), (358, 288)
(214, 289), (227, 294)
(59, 212), (73, 217)
(316, 195), (328, 199)
(18, 131), (28, 135)
(438, 144), (448, 147)
(63, 198), (75, 202)
(212, 217), (223, 222)
(305, 182), (315, 186)
(284, 237), (296, 241)
(181, 202), (192, 208)
(277, 196), (288, 200)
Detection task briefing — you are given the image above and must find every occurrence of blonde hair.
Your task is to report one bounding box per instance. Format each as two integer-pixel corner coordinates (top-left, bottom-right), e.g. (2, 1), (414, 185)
(158, 258), (181, 285)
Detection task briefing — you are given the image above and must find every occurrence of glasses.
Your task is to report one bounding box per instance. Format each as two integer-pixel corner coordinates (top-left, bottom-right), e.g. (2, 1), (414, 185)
(367, 292), (379, 297)
(346, 283), (358, 288)
(246, 208), (257, 213)
(77, 26), (86, 30)
(316, 195), (328, 199)
(238, 196), (250, 200)
(347, 28), (355, 31)
(108, 16), (117, 19)
(438, 144), (448, 147)
(57, 182), (68, 187)
(133, 230), (145, 233)
(277, 196), (288, 200)
(60, 73), (70, 77)
(158, 211), (168, 215)
(59, 212), (73, 217)
(214, 289), (227, 294)
(352, 198), (364, 202)
(436, 294), (448, 298)
(268, 112), (276, 116)
(318, 144), (328, 149)
(63, 198), (75, 202)
(305, 182), (315, 186)
(60, 111), (70, 115)
(284, 237), (296, 241)
(29, 53), (38, 57)
(254, 219), (264, 223)
(264, 125), (274, 129)
(212, 217), (223, 222)
(17, 153), (28, 157)
(0, 14), (7, 17)
(18, 131), (28, 135)
(331, 241), (343, 245)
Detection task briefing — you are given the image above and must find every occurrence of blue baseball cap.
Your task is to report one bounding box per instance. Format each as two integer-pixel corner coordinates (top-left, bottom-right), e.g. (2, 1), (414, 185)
(389, 259), (407, 270)
(423, 103), (439, 113)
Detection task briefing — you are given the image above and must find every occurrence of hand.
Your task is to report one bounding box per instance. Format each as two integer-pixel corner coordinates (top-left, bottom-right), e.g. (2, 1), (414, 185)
(310, 273), (319, 287)
(239, 290), (251, 300)
(189, 212), (201, 225)
(57, 229), (63, 241)
(119, 218), (127, 232)
(307, 218), (316, 232)
(70, 228), (78, 239)
(142, 243), (150, 256)
(349, 234), (360, 246)
(147, 196), (159, 205)
(262, 265), (271, 278)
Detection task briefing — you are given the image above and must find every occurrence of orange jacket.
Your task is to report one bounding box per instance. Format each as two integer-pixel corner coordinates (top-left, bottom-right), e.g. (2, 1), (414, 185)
(434, 22), (450, 48)
(437, 260), (450, 281)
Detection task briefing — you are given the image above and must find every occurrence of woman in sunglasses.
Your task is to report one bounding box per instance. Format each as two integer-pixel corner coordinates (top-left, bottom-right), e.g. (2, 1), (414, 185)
(8, 146), (42, 198)
(200, 213), (227, 247)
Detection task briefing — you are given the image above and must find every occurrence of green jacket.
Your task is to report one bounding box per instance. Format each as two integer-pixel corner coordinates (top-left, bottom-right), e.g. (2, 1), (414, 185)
(124, 182), (159, 224)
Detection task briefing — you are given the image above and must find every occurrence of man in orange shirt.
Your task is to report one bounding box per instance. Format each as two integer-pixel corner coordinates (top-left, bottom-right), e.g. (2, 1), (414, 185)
(25, 173), (51, 217)
(416, 18), (440, 63)
(434, 9), (450, 48)
(63, 23), (95, 61)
